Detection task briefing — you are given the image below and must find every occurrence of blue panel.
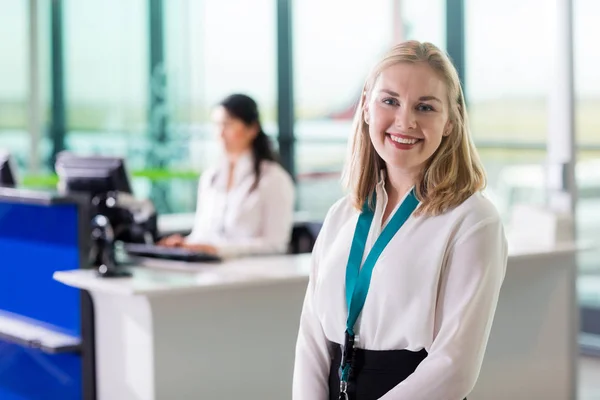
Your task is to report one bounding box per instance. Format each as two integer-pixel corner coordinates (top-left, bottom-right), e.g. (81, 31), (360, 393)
(0, 201), (81, 336)
(0, 200), (83, 399)
(0, 339), (81, 400)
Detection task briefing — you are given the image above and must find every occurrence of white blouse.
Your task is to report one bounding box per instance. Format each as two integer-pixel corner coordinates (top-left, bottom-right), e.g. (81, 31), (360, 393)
(185, 152), (295, 258)
(293, 177), (508, 400)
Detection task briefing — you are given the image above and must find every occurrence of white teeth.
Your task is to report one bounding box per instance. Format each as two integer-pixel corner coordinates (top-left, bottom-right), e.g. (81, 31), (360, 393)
(390, 135), (419, 145)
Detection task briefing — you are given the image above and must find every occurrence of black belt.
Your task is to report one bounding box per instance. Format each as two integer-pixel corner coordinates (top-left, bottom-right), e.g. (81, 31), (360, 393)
(328, 341), (466, 400)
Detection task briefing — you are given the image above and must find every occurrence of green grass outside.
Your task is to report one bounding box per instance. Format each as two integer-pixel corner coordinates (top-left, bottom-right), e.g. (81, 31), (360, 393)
(21, 169), (200, 188)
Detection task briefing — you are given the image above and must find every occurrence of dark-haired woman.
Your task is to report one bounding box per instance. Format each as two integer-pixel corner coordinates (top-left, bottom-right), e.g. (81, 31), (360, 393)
(159, 94), (295, 258)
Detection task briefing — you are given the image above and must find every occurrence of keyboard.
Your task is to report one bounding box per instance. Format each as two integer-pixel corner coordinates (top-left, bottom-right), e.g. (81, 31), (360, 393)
(124, 243), (222, 263)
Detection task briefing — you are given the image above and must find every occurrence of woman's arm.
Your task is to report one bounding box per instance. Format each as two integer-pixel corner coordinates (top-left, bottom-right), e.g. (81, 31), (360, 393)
(184, 171), (213, 245)
(292, 219), (332, 400)
(380, 216), (508, 400)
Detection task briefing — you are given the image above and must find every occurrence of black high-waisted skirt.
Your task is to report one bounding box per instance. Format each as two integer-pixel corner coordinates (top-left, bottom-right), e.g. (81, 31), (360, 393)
(328, 341), (466, 400)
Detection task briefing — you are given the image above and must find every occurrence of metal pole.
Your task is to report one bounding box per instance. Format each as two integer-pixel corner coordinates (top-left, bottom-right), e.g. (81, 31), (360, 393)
(50, 0), (66, 169)
(28, 0), (41, 173)
(546, 0), (577, 221)
(276, 0), (295, 178)
(547, 2), (577, 398)
(148, 0), (168, 167)
(446, 0), (466, 94)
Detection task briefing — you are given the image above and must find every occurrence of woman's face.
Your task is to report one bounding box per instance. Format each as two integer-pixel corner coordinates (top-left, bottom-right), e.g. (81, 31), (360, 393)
(212, 106), (257, 156)
(364, 62), (452, 178)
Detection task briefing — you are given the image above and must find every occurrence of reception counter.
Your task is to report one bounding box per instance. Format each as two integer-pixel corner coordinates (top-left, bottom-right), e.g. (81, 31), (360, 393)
(0, 188), (94, 400)
(55, 244), (580, 400)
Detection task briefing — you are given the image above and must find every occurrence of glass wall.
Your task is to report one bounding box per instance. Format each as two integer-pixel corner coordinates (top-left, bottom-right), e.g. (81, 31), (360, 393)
(62, 0), (151, 195)
(165, 0), (277, 172)
(574, 0), (600, 277)
(465, 0), (557, 220)
(292, 0), (446, 218)
(0, 0), (594, 226)
(59, 0), (278, 213)
(575, 0), (600, 338)
(64, 0), (148, 143)
(162, 0), (278, 213)
(0, 1), (55, 184)
(0, 0), (28, 155)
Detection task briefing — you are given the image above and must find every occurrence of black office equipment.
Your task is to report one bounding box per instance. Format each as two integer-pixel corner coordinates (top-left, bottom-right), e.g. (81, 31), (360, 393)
(90, 215), (131, 277)
(56, 152), (160, 276)
(0, 151), (17, 188)
(55, 152), (133, 197)
(124, 243), (222, 263)
(55, 152), (158, 244)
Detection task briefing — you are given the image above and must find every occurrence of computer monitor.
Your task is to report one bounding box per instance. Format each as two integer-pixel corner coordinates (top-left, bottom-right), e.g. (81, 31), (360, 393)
(0, 151), (17, 188)
(55, 152), (157, 245)
(55, 152), (133, 198)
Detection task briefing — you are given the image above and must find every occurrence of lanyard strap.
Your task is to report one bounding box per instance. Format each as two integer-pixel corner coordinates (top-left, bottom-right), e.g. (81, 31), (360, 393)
(340, 189), (419, 388)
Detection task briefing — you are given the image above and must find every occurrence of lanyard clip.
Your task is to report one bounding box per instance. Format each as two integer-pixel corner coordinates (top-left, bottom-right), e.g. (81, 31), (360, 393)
(341, 331), (356, 369)
(339, 381), (349, 400)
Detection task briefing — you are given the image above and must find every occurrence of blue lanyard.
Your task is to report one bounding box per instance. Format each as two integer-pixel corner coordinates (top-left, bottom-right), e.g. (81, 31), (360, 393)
(339, 189), (419, 390)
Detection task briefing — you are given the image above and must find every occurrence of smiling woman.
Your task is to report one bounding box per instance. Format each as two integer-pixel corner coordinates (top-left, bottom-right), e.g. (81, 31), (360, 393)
(366, 63), (450, 196)
(292, 41), (506, 400)
(346, 42), (486, 219)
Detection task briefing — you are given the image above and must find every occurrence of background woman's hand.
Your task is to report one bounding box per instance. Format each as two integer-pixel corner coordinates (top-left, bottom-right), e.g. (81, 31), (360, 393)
(157, 234), (185, 247)
(181, 243), (218, 255)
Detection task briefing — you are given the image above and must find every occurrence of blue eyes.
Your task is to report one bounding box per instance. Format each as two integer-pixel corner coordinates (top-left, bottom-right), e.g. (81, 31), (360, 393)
(382, 98), (400, 106)
(381, 98), (435, 112)
(416, 104), (434, 112)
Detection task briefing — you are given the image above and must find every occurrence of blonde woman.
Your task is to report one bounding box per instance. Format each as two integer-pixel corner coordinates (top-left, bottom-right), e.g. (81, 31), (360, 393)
(292, 41), (507, 400)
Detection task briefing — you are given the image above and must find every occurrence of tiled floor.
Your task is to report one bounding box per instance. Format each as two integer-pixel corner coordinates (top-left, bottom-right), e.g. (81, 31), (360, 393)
(580, 356), (600, 400)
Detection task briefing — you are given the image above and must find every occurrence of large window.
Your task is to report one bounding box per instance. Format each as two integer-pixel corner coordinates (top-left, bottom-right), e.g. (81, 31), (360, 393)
(293, 0), (446, 218)
(465, 0), (558, 218)
(574, 0), (600, 277)
(0, 1), (52, 179)
(160, 0), (277, 213)
(0, 1), (30, 174)
(165, 0), (277, 173)
(64, 0), (148, 155)
(402, 0), (446, 47)
(575, 0), (600, 152)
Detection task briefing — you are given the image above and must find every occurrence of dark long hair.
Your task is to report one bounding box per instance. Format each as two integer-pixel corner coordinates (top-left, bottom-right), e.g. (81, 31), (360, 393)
(219, 93), (278, 190)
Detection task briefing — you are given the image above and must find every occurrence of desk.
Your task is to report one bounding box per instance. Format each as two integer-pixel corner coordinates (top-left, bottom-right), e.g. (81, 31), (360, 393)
(55, 245), (579, 400)
(55, 255), (312, 400)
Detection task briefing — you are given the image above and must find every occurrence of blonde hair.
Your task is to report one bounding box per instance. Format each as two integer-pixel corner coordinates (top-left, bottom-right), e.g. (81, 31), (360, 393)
(342, 40), (486, 216)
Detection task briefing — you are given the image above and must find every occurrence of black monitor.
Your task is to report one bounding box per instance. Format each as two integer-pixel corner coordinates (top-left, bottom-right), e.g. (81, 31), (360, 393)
(55, 152), (133, 198)
(55, 152), (157, 245)
(0, 151), (17, 188)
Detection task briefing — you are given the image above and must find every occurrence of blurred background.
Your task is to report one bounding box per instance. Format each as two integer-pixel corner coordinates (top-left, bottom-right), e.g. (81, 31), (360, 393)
(1, 0), (599, 350)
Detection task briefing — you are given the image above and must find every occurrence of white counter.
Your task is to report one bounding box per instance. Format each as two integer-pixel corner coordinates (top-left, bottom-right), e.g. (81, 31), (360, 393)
(54, 254), (312, 297)
(54, 245), (580, 400)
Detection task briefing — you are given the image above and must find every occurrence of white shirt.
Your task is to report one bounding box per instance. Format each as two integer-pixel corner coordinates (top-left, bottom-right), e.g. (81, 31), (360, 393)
(293, 177), (508, 400)
(185, 152), (295, 258)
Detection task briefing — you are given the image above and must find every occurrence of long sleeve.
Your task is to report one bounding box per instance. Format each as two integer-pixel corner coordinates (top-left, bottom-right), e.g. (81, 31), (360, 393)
(380, 216), (508, 400)
(185, 173), (211, 244)
(292, 225), (332, 400)
(213, 168), (295, 258)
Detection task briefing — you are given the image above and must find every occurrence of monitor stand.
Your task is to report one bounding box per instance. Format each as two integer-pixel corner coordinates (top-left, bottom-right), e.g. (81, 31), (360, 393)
(97, 262), (131, 278)
(90, 214), (132, 278)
